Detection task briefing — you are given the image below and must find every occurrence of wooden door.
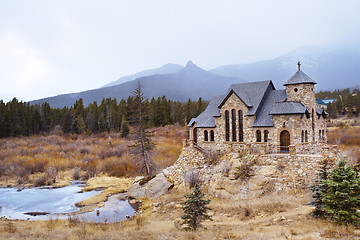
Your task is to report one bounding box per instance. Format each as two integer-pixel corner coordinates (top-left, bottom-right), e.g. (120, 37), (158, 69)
(280, 130), (290, 152)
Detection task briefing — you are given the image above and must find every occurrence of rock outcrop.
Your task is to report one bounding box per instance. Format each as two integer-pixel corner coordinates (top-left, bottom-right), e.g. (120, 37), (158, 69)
(128, 172), (173, 199)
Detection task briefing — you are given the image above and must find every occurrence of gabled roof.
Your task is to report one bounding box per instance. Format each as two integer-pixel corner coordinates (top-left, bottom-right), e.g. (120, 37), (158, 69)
(219, 80), (274, 116)
(188, 95), (224, 128)
(252, 90), (307, 127)
(317, 106), (328, 117)
(188, 68), (320, 128)
(283, 70), (317, 86)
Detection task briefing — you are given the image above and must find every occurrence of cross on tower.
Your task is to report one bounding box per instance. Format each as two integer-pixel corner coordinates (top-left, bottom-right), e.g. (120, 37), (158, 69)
(297, 61), (301, 71)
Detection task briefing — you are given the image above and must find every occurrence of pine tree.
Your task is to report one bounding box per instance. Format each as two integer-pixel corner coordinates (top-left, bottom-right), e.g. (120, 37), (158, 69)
(121, 120), (129, 138)
(309, 158), (330, 218)
(323, 159), (360, 225)
(129, 82), (156, 175)
(181, 184), (212, 231)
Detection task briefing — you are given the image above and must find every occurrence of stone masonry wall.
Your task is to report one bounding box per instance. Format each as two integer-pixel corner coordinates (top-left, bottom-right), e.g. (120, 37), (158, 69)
(166, 144), (339, 200)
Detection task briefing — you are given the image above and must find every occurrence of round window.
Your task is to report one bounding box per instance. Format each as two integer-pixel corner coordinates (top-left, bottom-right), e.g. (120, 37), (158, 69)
(294, 88), (298, 92)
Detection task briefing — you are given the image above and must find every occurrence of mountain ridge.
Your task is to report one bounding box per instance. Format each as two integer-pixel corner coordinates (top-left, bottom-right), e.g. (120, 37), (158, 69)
(30, 62), (245, 108)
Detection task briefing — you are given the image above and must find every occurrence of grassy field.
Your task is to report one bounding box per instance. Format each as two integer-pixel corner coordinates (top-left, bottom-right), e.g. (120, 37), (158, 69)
(1, 124), (360, 239)
(0, 124), (186, 188)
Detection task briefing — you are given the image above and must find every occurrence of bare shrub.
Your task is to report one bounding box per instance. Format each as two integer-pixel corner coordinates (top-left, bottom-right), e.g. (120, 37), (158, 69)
(4, 221), (16, 233)
(184, 169), (199, 189)
(72, 167), (82, 180)
(98, 145), (126, 159)
(46, 167), (58, 183)
(79, 147), (90, 154)
(33, 176), (48, 187)
(136, 215), (146, 229)
(83, 157), (98, 178)
(234, 158), (254, 180)
(101, 157), (133, 177)
(16, 167), (30, 184)
(206, 150), (222, 165)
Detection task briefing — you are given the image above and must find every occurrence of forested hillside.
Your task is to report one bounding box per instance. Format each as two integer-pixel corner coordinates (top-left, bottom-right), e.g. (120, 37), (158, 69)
(0, 97), (207, 138)
(316, 88), (360, 118)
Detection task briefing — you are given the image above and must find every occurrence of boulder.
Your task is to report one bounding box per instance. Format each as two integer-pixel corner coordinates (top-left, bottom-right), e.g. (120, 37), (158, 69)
(248, 175), (269, 191)
(258, 166), (277, 176)
(128, 182), (146, 198)
(145, 173), (172, 199)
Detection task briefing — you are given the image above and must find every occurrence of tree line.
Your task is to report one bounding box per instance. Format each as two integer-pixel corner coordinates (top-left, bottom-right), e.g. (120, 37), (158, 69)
(316, 88), (360, 118)
(0, 96), (207, 138)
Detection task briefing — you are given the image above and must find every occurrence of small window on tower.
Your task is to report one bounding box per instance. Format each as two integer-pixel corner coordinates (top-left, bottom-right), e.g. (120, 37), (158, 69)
(294, 88), (298, 92)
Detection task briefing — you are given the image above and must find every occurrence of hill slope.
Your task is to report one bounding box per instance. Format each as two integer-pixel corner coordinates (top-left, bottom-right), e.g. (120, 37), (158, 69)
(211, 45), (360, 90)
(30, 61), (245, 108)
(103, 63), (183, 87)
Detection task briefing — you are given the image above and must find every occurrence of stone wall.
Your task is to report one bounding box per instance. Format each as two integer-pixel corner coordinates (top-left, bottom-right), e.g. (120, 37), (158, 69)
(166, 144), (340, 200)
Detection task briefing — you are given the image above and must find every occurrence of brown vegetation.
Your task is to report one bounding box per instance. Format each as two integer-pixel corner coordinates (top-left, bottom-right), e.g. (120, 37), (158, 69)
(327, 126), (360, 166)
(0, 125), (186, 187)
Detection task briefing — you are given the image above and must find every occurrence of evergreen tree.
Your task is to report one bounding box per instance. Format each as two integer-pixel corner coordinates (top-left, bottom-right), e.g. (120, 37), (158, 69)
(181, 184), (212, 231)
(129, 82), (156, 175)
(309, 158), (330, 218)
(323, 160), (360, 225)
(121, 120), (129, 138)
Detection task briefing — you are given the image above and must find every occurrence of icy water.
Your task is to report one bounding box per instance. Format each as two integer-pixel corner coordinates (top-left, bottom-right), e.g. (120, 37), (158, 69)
(0, 182), (135, 222)
(76, 194), (136, 223)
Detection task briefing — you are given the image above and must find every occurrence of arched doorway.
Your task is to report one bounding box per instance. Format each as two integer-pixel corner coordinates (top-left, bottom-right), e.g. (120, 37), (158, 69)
(193, 128), (197, 144)
(280, 130), (290, 152)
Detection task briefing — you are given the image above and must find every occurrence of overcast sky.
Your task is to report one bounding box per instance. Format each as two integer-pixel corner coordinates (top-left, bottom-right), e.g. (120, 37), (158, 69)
(0, 0), (359, 102)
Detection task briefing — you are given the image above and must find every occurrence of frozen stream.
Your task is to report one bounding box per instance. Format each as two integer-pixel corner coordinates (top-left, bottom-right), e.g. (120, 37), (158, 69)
(0, 182), (135, 222)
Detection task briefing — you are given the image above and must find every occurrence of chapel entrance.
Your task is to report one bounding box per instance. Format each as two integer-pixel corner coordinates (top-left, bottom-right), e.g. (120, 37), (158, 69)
(280, 130), (290, 153)
(193, 128), (197, 144)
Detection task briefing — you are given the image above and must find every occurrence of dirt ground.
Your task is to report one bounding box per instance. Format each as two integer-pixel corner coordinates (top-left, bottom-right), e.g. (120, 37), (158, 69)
(1, 187), (360, 240)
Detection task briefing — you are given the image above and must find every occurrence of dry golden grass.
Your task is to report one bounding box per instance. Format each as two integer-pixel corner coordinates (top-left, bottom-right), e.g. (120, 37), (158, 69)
(328, 126), (360, 166)
(0, 125), (185, 188)
(74, 175), (134, 211)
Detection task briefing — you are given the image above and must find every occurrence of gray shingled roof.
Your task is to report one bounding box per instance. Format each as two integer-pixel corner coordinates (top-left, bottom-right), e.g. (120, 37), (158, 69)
(283, 70), (317, 86)
(189, 70), (320, 128)
(188, 95), (224, 128)
(317, 106), (328, 116)
(220, 80), (273, 115)
(270, 102), (306, 115)
(252, 90), (307, 127)
(252, 90), (287, 127)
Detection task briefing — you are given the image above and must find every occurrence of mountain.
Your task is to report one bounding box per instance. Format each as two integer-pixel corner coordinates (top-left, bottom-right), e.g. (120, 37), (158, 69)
(30, 61), (245, 108)
(103, 63), (183, 87)
(210, 45), (360, 91)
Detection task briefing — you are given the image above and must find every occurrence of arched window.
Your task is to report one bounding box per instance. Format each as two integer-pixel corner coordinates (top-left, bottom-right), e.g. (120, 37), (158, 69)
(210, 130), (214, 141)
(319, 130), (321, 142)
(305, 130), (308, 142)
(238, 110), (243, 142)
(312, 109), (315, 141)
(264, 130), (269, 142)
(204, 130), (208, 142)
(322, 130), (325, 141)
(225, 110), (230, 141)
(232, 109), (237, 141)
(256, 130), (261, 142)
(301, 130), (304, 143)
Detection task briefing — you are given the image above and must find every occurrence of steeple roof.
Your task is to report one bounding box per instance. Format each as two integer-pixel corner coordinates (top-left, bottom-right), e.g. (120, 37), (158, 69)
(283, 70), (317, 86)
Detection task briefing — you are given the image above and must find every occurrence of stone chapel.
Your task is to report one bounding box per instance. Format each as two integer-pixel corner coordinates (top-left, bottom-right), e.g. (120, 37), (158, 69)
(187, 62), (328, 153)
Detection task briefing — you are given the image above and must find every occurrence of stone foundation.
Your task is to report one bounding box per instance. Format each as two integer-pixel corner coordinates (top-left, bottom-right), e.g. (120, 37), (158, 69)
(166, 144), (340, 200)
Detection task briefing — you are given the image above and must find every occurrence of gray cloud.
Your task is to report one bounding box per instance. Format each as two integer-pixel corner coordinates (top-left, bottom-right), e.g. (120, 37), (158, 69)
(0, 0), (359, 102)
